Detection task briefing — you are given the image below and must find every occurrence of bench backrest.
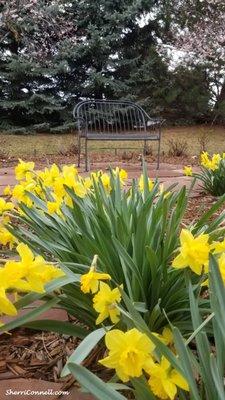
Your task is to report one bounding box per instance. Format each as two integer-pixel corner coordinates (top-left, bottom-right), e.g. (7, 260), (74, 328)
(74, 100), (149, 136)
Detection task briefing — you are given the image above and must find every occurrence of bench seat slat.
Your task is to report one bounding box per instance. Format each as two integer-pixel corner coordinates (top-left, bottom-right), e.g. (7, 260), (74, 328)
(86, 133), (160, 140)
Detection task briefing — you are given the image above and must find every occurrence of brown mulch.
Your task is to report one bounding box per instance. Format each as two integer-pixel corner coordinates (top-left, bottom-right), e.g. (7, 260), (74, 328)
(184, 194), (225, 225)
(0, 327), (109, 386)
(0, 328), (77, 383)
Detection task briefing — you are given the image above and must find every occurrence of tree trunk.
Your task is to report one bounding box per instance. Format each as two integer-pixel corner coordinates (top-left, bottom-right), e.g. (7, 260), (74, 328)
(213, 79), (225, 123)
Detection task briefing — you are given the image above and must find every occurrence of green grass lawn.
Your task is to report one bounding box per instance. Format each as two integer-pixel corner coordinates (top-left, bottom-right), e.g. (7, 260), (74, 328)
(1, 125), (225, 158)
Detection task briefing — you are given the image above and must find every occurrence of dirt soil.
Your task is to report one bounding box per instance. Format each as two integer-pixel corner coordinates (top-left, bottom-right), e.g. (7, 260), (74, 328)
(0, 150), (196, 170)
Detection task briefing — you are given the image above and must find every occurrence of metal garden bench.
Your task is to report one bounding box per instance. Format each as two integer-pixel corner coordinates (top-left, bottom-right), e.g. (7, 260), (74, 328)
(73, 99), (164, 171)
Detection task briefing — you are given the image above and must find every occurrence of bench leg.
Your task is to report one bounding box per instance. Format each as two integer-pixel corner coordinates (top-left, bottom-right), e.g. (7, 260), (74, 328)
(85, 138), (88, 172)
(77, 135), (81, 167)
(157, 138), (161, 170)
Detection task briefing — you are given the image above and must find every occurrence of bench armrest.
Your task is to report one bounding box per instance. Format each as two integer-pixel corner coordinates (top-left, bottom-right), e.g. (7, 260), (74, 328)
(139, 108), (165, 127)
(146, 118), (165, 129)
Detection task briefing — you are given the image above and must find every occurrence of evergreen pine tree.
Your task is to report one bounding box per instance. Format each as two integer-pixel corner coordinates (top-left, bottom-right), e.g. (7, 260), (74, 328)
(0, 0), (218, 130)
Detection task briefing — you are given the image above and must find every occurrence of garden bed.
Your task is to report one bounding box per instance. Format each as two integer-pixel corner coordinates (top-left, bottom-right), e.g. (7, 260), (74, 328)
(0, 190), (224, 395)
(1, 158), (225, 399)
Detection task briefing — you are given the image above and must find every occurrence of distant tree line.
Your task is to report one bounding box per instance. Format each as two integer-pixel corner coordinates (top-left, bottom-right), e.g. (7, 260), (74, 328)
(0, 0), (224, 134)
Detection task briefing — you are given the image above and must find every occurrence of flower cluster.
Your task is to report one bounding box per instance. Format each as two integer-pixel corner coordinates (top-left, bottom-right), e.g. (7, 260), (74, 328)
(80, 256), (121, 325)
(80, 256), (189, 399)
(200, 152), (223, 171)
(0, 159), (128, 249)
(183, 152), (225, 176)
(99, 328), (189, 399)
(12, 161), (128, 208)
(0, 243), (64, 321)
(1, 159), (173, 252)
(13, 161), (87, 211)
(183, 152), (225, 196)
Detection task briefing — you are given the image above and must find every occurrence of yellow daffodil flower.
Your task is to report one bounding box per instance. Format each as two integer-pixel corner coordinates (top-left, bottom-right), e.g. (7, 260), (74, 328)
(147, 357), (189, 400)
(93, 282), (121, 324)
(64, 174), (76, 189)
(91, 171), (102, 182)
(3, 185), (12, 196)
(38, 164), (60, 187)
(211, 153), (221, 170)
(100, 173), (112, 193)
(16, 243), (64, 293)
(0, 262), (25, 313)
(36, 263), (65, 284)
(161, 327), (173, 345)
(0, 287), (17, 316)
(13, 178), (37, 205)
(0, 198), (14, 216)
(138, 174), (154, 192)
(62, 164), (78, 179)
(0, 243), (64, 319)
(15, 159), (35, 181)
(99, 328), (155, 382)
(159, 184), (171, 199)
(203, 252), (225, 286)
(83, 177), (92, 190)
(12, 184), (26, 202)
(210, 239), (225, 254)
(73, 182), (87, 198)
(48, 164), (60, 180)
(12, 181), (34, 206)
(62, 164), (78, 190)
(200, 152), (221, 171)
(80, 264), (111, 294)
(217, 252), (225, 282)
(64, 194), (73, 208)
(113, 167), (128, 183)
(0, 261), (31, 292)
(172, 229), (210, 275)
(154, 327), (173, 346)
(47, 199), (62, 215)
(0, 226), (16, 249)
(183, 166), (193, 176)
(200, 151), (209, 167)
(52, 176), (66, 199)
